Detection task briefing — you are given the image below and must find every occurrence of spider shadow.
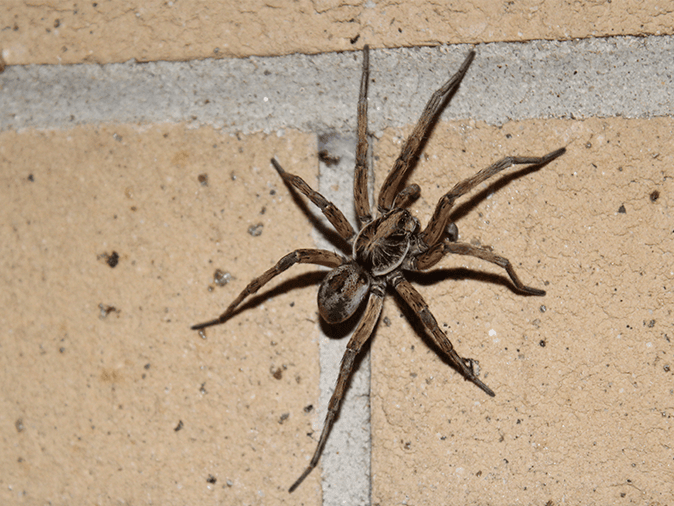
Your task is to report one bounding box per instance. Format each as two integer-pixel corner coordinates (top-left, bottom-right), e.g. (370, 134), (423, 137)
(406, 267), (539, 295)
(278, 173), (351, 255)
(228, 263), (372, 427)
(273, 50), (466, 251)
(385, 72), (467, 196)
(318, 282), (376, 380)
(395, 119), (556, 223)
(214, 267), (370, 345)
(316, 294), (376, 427)
(215, 270), (326, 323)
(276, 153), (549, 254)
(394, 268), (543, 391)
(446, 161), (552, 225)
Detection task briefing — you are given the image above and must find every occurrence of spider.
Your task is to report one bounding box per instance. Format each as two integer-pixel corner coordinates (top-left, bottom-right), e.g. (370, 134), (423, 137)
(192, 45), (565, 493)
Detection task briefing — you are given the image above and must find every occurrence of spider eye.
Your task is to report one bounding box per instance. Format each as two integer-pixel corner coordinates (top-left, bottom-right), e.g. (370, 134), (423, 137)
(318, 263), (370, 324)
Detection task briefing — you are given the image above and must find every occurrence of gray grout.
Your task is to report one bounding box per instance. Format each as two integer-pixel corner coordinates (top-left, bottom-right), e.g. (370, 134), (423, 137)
(313, 133), (372, 506)
(1, 36), (672, 134)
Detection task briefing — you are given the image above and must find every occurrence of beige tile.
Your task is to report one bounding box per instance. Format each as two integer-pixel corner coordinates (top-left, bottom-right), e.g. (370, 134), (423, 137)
(0, 124), (324, 504)
(1, 1), (672, 64)
(371, 117), (674, 504)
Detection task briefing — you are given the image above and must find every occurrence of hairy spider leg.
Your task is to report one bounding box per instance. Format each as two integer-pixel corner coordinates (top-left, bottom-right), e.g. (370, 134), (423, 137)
(353, 45), (372, 225)
(392, 184), (421, 209)
(389, 272), (495, 397)
(288, 280), (385, 493)
(191, 249), (343, 330)
(272, 158), (356, 241)
(377, 50), (476, 213)
(414, 241), (546, 296)
(420, 148), (566, 247)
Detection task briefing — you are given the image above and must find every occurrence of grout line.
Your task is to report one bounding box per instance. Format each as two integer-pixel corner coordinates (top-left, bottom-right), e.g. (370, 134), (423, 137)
(313, 133), (372, 506)
(1, 36), (672, 135)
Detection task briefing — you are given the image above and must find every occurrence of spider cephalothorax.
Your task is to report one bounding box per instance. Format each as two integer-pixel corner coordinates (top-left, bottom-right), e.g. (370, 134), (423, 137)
(193, 45), (565, 493)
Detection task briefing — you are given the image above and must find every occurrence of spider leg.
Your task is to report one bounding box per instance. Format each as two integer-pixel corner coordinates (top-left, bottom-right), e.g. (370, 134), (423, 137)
(289, 280), (385, 493)
(413, 240), (545, 295)
(388, 272), (495, 397)
(272, 158), (356, 241)
(392, 183), (421, 209)
(420, 147), (566, 247)
(377, 50), (475, 213)
(191, 249), (344, 330)
(353, 45), (372, 225)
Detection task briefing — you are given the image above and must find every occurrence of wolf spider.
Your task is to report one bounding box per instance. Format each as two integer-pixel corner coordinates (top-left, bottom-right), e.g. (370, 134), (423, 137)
(192, 45), (565, 493)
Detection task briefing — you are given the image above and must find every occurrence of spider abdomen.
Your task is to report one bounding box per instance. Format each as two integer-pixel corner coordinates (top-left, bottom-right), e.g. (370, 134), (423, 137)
(318, 262), (370, 324)
(354, 209), (419, 276)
